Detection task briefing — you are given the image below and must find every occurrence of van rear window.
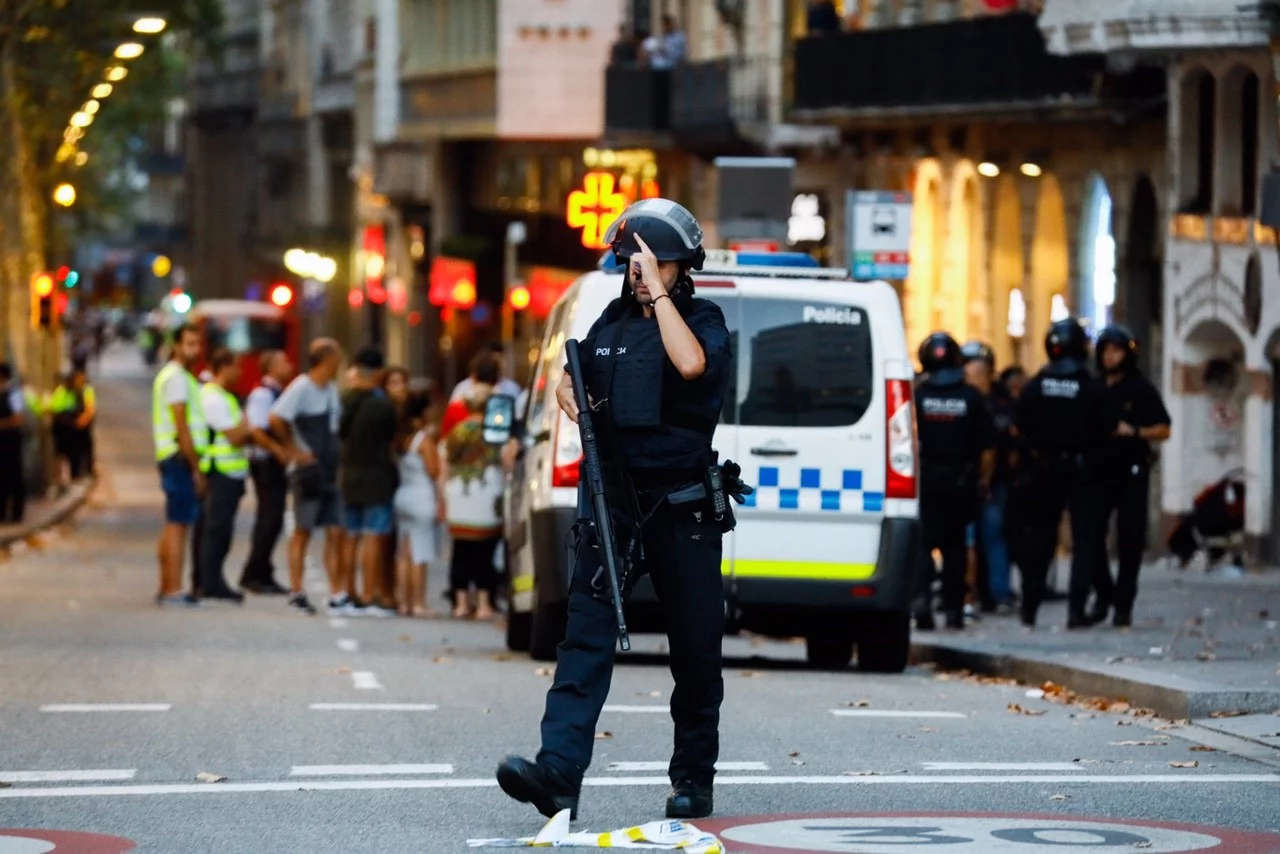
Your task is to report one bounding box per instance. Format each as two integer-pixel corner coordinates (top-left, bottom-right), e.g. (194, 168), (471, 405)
(715, 297), (874, 428)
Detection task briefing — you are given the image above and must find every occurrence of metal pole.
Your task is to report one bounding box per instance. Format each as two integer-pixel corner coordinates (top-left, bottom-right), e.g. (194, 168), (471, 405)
(503, 221), (526, 380)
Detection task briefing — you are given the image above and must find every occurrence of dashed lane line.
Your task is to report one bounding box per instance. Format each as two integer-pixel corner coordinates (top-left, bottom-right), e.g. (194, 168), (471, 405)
(0, 774), (1274, 799)
(606, 762), (768, 772)
(0, 770), (136, 783)
(329, 618), (348, 629)
(830, 709), (968, 719)
(308, 703), (437, 711)
(290, 764), (454, 777)
(920, 762), (1084, 772)
(351, 671), (382, 690)
(39, 704), (172, 713)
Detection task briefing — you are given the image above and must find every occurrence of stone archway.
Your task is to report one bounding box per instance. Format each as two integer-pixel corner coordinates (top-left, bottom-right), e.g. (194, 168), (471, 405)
(905, 158), (944, 352)
(1122, 175), (1161, 379)
(1078, 172), (1116, 333)
(989, 175), (1024, 369)
(1028, 174), (1069, 373)
(943, 161), (983, 343)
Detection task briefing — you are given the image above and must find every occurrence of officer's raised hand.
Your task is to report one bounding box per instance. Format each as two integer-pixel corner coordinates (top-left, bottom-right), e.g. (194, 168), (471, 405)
(630, 234), (667, 303)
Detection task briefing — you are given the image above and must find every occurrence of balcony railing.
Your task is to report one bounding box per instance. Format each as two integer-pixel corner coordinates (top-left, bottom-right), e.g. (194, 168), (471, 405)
(604, 65), (670, 134)
(671, 56), (771, 134)
(793, 12), (1103, 113)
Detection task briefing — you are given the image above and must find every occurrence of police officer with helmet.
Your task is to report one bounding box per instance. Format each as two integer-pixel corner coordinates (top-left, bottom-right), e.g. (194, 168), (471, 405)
(1013, 318), (1108, 629)
(913, 332), (997, 631)
(496, 198), (740, 822)
(1092, 324), (1171, 627)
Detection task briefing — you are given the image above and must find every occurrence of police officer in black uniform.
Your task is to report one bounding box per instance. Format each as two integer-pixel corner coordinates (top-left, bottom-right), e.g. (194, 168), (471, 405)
(1092, 324), (1171, 627)
(496, 199), (737, 822)
(1014, 318), (1108, 629)
(913, 333), (997, 631)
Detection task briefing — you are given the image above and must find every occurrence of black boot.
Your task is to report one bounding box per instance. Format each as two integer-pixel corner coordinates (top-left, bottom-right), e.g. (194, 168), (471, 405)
(666, 779), (713, 819)
(944, 610), (965, 631)
(496, 756), (579, 820)
(1067, 608), (1101, 629)
(1112, 609), (1132, 628)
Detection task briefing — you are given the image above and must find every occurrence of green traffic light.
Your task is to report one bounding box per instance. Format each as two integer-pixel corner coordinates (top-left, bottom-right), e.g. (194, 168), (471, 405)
(65, 270), (79, 288)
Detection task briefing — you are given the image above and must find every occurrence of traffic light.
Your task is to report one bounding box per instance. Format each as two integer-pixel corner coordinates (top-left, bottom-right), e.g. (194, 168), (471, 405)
(30, 272), (56, 330)
(508, 285), (531, 312)
(170, 287), (192, 314)
(54, 265), (79, 289)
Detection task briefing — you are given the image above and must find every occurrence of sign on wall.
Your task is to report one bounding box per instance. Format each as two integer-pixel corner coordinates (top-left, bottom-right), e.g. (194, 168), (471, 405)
(846, 190), (913, 280)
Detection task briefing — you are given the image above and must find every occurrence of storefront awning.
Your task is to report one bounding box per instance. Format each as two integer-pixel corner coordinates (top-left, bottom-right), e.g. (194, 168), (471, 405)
(1038, 0), (1273, 55)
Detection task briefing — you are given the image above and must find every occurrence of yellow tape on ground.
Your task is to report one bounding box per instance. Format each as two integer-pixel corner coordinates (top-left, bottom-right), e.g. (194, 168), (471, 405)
(722, 559), (876, 581)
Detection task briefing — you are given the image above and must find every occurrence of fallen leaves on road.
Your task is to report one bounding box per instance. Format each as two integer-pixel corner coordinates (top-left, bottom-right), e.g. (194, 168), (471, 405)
(534, 667), (553, 677)
(594, 731), (613, 740)
(788, 751), (800, 757)
(1110, 740), (1167, 747)
(1116, 720), (1134, 726)
(919, 727), (939, 733)
(1049, 794), (1070, 801)
(398, 635), (412, 643)
(1169, 761), (1199, 768)
(1196, 652), (1217, 661)
(846, 699), (871, 708)
(841, 770), (880, 776)
(1210, 710), (1248, 718)
(739, 670), (762, 678)
(1105, 656), (1139, 664)
(1190, 746), (1218, 752)
(431, 656), (453, 664)
(0, 781), (11, 789)
(195, 772), (227, 783)
(336, 666), (351, 674)
(1007, 703), (1046, 716)
(490, 653), (512, 662)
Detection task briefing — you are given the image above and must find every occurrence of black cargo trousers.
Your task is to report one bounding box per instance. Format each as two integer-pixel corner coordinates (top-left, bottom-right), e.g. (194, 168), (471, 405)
(536, 488), (725, 791)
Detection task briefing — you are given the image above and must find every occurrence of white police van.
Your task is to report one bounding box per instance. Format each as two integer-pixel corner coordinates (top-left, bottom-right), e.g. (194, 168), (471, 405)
(496, 249), (920, 671)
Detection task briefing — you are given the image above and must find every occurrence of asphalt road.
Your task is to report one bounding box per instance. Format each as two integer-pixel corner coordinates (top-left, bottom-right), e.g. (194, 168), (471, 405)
(1, 348), (1278, 854)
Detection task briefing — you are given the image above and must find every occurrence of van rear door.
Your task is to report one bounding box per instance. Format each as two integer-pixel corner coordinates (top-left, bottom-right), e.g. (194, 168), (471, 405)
(693, 281), (740, 584)
(727, 292), (884, 585)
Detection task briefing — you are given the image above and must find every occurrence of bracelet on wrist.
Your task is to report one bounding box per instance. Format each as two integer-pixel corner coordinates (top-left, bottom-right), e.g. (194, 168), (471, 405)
(653, 294), (672, 307)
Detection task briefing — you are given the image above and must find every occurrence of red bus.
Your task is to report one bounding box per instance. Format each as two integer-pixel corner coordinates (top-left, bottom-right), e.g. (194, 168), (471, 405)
(189, 299), (302, 399)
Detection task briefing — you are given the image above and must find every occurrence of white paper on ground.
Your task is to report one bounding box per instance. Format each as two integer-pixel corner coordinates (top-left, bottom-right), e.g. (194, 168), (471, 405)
(467, 809), (724, 852)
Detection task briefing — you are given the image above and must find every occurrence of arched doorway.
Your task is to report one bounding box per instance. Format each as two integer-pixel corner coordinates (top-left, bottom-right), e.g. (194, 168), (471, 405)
(1122, 176), (1161, 379)
(1028, 174), (1069, 372)
(905, 158), (944, 353)
(1182, 318), (1249, 508)
(1078, 173), (1116, 334)
(943, 163), (982, 343)
(989, 176), (1024, 369)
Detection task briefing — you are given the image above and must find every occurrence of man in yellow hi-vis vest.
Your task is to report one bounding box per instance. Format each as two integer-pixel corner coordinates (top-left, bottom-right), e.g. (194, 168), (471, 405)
(153, 322), (206, 607)
(197, 348), (252, 603)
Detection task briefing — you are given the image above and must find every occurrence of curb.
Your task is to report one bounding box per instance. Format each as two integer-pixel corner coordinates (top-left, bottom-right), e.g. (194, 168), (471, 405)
(910, 639), (1280, 720)
(0, 478), (97, 551)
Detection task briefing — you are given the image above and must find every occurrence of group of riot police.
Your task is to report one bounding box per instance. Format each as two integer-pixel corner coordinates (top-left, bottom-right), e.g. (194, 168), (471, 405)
(913, 318), (1172, 632)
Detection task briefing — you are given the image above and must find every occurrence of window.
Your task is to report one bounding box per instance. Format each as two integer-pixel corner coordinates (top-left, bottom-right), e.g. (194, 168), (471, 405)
(1178, 67), (1215, 214)
(1241, 73), (1260, 216)
(403, 0), (497, 75)
(204, 317), (288, 356)
(720, 297), (875, 428)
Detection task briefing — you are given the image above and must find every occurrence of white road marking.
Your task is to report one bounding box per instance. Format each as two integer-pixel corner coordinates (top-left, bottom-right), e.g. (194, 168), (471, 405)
(601, 705), (668, 713)
(329, 618), (348, 629)
(309, 703), (437, 711)
(921, 762), (1084, 772)
(351, 671), (382, 690)
(606, 762), (768, 772)
(830, 709), (968, 719)
(290, 764), (453, 777)
(0, 774), (1275, 799)
(39, 704), (171, 713)
(336, 639), (360, 653)
(0, 770), (136, 783)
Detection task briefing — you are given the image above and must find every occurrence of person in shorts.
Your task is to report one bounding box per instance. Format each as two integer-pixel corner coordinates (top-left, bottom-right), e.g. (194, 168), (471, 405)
(152, 323), (205, 607)
(269, 338), (345, 615)
(337, 345), (400, 616)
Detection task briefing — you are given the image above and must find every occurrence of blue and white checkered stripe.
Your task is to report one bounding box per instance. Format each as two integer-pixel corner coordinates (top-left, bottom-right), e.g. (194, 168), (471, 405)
(742, 467), (884, 513)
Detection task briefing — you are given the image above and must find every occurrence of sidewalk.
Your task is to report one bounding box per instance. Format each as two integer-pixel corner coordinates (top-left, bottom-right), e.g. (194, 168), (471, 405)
(0, 482), (95, 551)
(911, 563), (1280, 720)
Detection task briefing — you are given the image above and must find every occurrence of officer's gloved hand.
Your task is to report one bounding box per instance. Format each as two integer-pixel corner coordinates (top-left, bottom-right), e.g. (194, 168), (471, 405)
(720, 459), (754, 505)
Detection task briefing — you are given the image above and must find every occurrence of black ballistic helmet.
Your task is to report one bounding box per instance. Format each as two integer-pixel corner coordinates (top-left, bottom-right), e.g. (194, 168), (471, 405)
(918, 332), (963, 374)
(1094, 323), (1138, 373)
(960, 340), (995, 368)
(1045, 318), (1089, 363)
(604, 198), (707, 271)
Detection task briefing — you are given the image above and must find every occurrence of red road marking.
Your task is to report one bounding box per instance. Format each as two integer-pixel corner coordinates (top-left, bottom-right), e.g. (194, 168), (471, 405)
(695, 812), (1280, 854)
(0, 830), (136, 854)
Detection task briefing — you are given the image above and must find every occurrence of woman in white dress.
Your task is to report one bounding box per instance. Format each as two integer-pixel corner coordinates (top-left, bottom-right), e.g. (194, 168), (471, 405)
(393, 392), (444, 617)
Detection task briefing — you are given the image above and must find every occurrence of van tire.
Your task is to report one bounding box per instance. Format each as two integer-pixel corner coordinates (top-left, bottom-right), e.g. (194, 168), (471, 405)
(530, 600), (568, 662)
(805, 636), (855, 669)
(856, 612), (911, 673)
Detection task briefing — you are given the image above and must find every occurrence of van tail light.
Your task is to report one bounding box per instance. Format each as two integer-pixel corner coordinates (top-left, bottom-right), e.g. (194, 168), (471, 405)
(885, 378), (917, 499)
(551, 409), (583, 488)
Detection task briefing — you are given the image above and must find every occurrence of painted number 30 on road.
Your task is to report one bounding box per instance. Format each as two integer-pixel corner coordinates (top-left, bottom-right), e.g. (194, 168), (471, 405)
(708, 816), (1280, 854)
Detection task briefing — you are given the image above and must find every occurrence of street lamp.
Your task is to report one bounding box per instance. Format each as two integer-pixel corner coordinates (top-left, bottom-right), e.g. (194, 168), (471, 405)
(114, 42), (144, 60)
(91, 83), (113, 99)
(69, 112), (93, 128)
(105, 66), (128, 82)
(53, 183), (77, 207)
(132, 17), (167, 34)
(82, 100), (100, 115)
(74, 152), (88, 167)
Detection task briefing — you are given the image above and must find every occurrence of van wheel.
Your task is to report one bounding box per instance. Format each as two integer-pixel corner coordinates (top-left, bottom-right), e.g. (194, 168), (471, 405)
(530, 600), (568, 662)
(506, 609), (532, 653)
(856, 612), (911, 673)
(805, 636), (855, 669)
